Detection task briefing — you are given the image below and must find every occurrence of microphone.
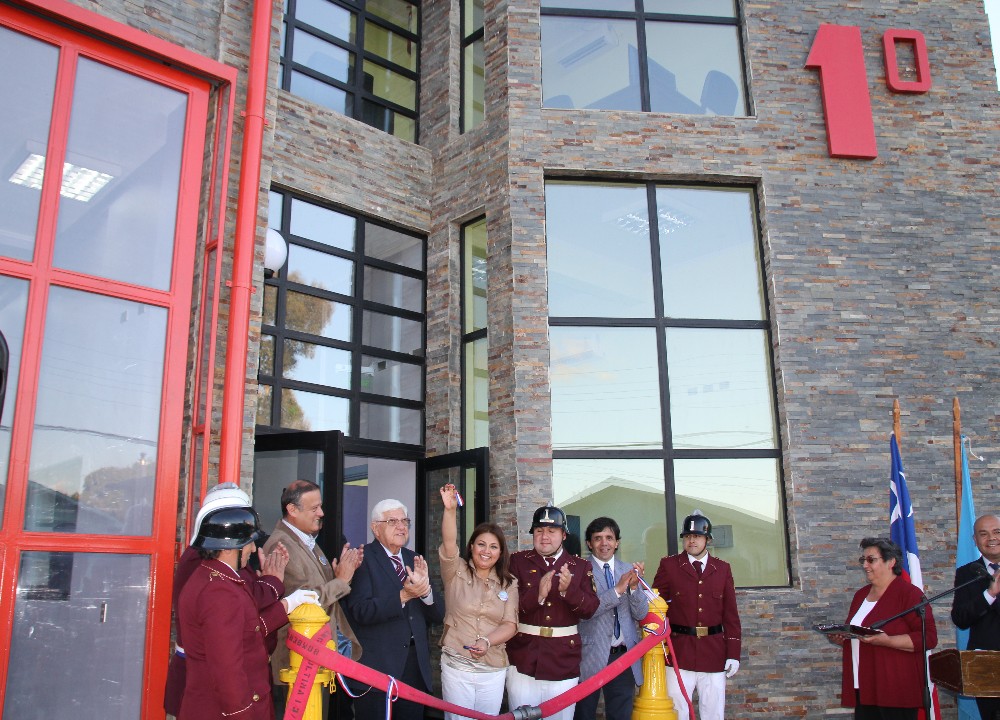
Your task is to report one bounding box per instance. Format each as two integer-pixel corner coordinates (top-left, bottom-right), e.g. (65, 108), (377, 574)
(971, 562), (994, 589)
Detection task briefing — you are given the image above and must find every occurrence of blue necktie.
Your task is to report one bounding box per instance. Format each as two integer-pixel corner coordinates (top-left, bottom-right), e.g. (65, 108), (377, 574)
(604, 562), (620, 640)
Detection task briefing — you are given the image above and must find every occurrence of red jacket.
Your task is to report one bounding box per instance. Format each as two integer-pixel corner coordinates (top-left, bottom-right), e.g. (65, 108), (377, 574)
(652, 553), (741, 672)
(178, 559), (287, 720)
(840, 575), (937, 709)
(507, 550), (599, 681)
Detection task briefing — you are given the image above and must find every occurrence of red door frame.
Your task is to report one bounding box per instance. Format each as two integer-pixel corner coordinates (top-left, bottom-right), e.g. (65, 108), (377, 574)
(0, 2), (237, 717)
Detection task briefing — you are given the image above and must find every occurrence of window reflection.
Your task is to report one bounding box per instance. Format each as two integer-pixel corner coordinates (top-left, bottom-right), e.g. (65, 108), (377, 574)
(674, 458), (787, 585)
(553, 458), (667, 571)
(364, 266), (423, 312)
(0, 276), (30, 523)
(666, 328), (777, 450)
(284, 290), (352, 342)
(546, 182), (653, 317)
(52, 58), (186, 290)
(26, 288), (165, 535)
(464, 337), (488, 449)
(6, 552), (150, 719)
(463, 218), (487, 333)
(550, 326), (662, 450)
(0, 26), (58, 262)
(361, 355), (421, 400)
(290, 198), (356, 251)
(281, 388), (349, 431)
(658, 187), (764, 320)
(359, 402), (421, 444)
(283, 341), (351, 389)
(287, 245), (353, 294)
(365, 223), (423, 270)
(362, 311), (423, 356)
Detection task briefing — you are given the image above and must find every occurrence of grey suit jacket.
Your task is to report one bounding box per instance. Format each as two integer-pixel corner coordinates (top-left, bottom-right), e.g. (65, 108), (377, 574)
(578, 555), (649, 684)
(264, 519), (361, 684)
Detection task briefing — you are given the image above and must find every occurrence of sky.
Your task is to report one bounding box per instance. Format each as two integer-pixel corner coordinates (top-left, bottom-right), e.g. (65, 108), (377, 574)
(988, 0), (1000, 86)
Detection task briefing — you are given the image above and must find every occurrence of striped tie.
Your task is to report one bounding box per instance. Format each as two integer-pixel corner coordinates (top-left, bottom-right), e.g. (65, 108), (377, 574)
(391, 556), (407, 583)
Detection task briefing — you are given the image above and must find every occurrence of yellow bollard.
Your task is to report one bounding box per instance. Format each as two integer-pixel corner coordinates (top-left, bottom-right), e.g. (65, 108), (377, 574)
(279, 602), (337, 720)
(632, 590), (677, 720)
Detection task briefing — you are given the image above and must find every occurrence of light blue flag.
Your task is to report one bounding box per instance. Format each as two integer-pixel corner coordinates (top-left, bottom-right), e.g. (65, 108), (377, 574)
(956, 436), (981, 720)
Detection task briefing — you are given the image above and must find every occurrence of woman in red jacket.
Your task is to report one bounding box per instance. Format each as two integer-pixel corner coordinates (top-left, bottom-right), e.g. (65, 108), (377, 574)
(827, 537), (937, 719)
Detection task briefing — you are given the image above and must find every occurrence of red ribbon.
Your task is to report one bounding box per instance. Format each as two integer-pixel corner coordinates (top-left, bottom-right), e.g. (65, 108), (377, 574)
(282, 611), (668, 720)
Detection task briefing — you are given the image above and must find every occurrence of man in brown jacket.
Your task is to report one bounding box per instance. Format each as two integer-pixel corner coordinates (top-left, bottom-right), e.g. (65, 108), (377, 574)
(264, 480), (363, 712)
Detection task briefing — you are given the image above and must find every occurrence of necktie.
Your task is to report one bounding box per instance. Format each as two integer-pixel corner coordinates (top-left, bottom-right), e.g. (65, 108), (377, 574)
(391, 556), (407, 584)
(694, 560), (703, 576)
(604, 562), (621, 640)
(545, 557), (555, 568)
(990, 562), (999, 575)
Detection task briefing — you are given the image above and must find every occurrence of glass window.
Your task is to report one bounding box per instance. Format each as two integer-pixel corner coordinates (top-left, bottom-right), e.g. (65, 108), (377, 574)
(0, 276), (30, 523)
(52, 58), (187, 290)
(26, 288), (166, 535)
(462, 217), (488, 449)
(462, 0), (485, 132)
(464, 337), (488, 449)
(547, 180), (785, 586)
(546, 182), (654, 317)
(0, 26), (58, 263)
(541, 1), (748, 117)
(261, 190), (425, 444)
(280, 0), (420, 141)
(550, 326), (662, 451)
(463, 217), (487, 333)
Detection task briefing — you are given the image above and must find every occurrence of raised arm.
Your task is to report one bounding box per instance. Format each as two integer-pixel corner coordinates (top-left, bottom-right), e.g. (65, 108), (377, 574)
(440, 484), (460, 560)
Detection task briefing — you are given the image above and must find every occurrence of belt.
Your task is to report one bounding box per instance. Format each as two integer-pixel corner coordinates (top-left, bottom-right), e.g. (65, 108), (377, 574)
(609, 645), (627, 655)
(517, 622), (579, 638)
(670, 623), (723, 638)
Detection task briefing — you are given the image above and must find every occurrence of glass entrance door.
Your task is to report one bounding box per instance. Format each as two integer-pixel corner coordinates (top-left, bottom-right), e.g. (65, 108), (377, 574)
(0, 6), (212, 718)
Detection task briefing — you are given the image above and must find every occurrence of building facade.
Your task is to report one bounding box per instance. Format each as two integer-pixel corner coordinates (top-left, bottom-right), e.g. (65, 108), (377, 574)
(0, 0), (999, 717)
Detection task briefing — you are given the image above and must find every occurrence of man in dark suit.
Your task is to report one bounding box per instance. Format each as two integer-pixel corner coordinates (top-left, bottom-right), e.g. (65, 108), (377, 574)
(951, 513), (1000, 720)
(341, 498), (444, 720)
(652, 510), (741, 720)
(575, 516), (649, 720)
(507, 505), (600, 720)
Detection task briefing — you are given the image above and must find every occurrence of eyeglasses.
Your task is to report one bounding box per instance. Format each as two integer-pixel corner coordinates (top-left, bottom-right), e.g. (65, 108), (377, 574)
(858, 555), (882, 565)
(375, 518), (412, 528)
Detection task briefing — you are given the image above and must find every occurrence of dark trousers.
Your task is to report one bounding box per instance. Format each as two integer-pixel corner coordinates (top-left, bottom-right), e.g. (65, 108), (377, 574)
(351, 643), (426, 720)
(573, 647), (637, 720)
(978, 697), (1000, 720)
(854, 704), (917, 720)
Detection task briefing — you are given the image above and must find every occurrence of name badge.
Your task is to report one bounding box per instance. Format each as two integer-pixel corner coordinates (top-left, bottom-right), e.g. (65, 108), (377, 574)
(498, 590), (509, 601)
(319, 555), (328, 565)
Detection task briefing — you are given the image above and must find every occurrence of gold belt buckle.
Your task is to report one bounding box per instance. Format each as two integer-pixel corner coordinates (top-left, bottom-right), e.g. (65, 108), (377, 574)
(540, 627), (553, 638)
(696, 625), (708, 638)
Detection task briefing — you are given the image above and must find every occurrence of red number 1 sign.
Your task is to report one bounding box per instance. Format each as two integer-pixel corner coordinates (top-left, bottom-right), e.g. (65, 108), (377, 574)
(806, 24), (932, 159)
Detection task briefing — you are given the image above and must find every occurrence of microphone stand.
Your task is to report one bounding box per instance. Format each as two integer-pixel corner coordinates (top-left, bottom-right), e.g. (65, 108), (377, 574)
(868, 571), (990, 719)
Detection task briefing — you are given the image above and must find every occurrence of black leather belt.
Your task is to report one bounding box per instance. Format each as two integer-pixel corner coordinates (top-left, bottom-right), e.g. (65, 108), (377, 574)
(670, 623), (723, 638)
(609, 645), (627, 655)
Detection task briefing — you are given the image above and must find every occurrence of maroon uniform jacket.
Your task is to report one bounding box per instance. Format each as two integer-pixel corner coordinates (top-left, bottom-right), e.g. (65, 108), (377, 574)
(177, 559), (288, 720)
(507, 550), (600, 681)
(164, 547), (286, 715)
(840, 575), (937, 709)
(652, 553), (741, 673)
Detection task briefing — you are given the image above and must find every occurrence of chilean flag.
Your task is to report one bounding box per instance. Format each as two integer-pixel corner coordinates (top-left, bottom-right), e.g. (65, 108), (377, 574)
(889, 433), (939, 720)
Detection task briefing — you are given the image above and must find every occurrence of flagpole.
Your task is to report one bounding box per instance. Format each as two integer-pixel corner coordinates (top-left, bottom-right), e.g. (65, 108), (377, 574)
(893, 399), (902, 442)
(953, 397), (962, 524)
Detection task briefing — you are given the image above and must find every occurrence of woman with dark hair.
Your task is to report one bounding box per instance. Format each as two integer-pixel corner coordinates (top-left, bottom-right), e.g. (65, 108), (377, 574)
(827, 537), (937, 719)
(438, 484), (519, 720)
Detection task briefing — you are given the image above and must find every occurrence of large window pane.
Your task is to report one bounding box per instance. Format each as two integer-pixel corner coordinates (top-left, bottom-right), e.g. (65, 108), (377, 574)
(0, 276), (30, 523)
(553, 458), (667, 570)
(0, 27), (58, 262)
(362, 59), (417, 110)
(5, 552), (150, 719)
(287, 244), (354, 294)
(463, 218), (487, 333)
(281, 388), (349, 432)
(290, 199), (356, 251)
(365, 21), (417, 71)
(674, 458), (788, 585)
(285, 290), (352, 342)
(363, 310), (423, 355)
(551, 326), (662, 450)
(293, 29), (353, 82)
(463, 0), (484, 36)
(368, 0), (418, 33)
(464, 338), (488, 449)
(542, 0), (636, 9)
(463, 39), (485, 131)
(53, 58), (186, 289)
(666, 328), (777, 450)
(541, 17), (639, 110)
(364, 266), (423, 312)
(644, 0), (737, 17)
(296, 0), (355, 39)
(359, 402), (421, 444)
(547, 182), (653, 317)
(365, 223), (423, 270)
(658, 187), (764, 320)
(290, 70), (348, 114)
(26, 288), (165, 535)
(646, 21), (746, 116)
(283, 341), (351, 389)
(361, 355), (421, 400)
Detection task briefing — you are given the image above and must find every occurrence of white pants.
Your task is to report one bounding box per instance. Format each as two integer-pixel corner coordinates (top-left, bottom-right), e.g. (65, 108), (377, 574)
(666, 668), (726, 720)
(440, 661), (507, 720)
(506, 666), (578, 720)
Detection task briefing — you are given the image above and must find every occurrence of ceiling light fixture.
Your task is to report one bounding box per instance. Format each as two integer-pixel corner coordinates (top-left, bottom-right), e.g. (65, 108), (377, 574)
(8, 153), (114, 202)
